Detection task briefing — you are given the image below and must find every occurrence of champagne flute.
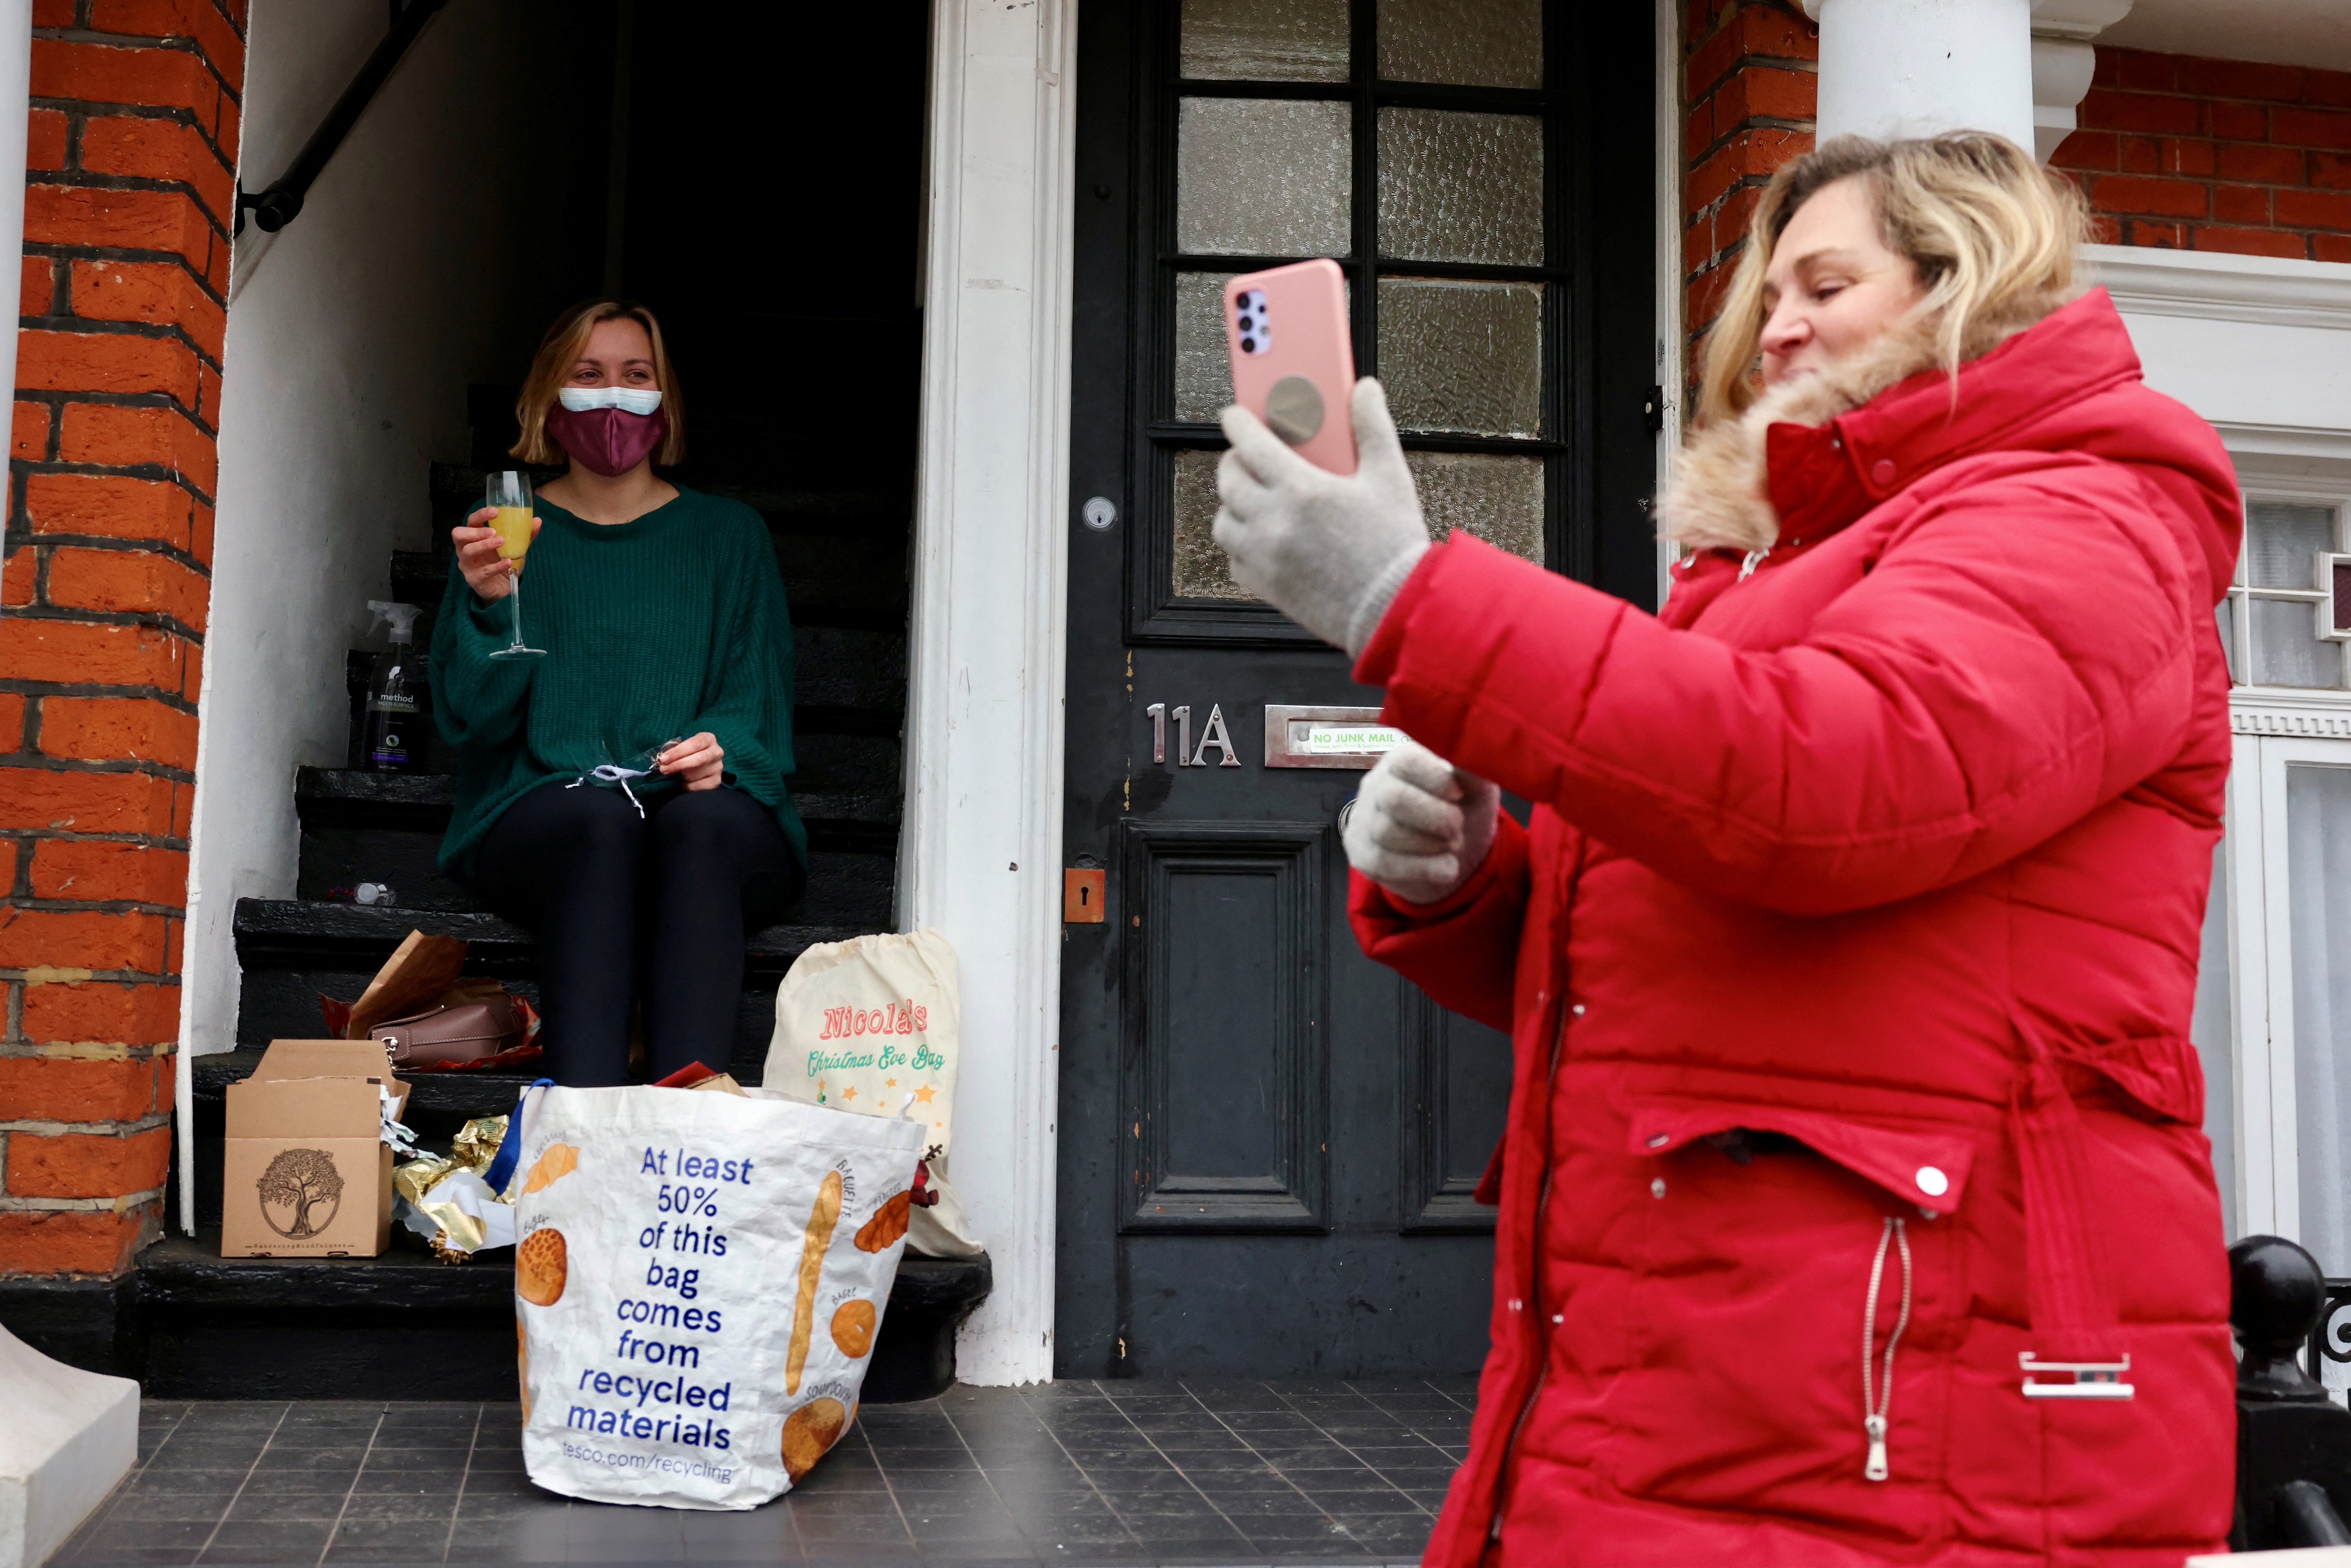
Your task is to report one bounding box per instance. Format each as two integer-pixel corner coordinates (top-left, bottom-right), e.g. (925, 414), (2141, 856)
(485, 471), (544, 660)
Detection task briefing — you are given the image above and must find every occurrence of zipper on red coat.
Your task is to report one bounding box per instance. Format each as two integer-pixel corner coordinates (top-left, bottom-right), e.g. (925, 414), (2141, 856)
(1483, 1002), (1574, 1557)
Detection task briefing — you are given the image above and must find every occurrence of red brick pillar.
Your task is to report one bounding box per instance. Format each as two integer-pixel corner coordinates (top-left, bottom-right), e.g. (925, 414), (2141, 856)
(0, 0), (241, 1277)
(1681, 0), (1817, 402)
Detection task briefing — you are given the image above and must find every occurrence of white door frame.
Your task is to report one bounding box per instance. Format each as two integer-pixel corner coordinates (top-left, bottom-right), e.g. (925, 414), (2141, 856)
(901, 0), (1079, 1385)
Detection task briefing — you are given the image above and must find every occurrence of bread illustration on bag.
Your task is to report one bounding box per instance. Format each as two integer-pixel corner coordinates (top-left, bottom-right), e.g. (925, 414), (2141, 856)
(787, 1171), (843, 1394)
(782, 1398), (849, 1482)
(831, 1299), (876, 1358)
(516, 1227), (567, 1306)
(521, 1143), (579, 1194)
(854, 1188), (912, 1253)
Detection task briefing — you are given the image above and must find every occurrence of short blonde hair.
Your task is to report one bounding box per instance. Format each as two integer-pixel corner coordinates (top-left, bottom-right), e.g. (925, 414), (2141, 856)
(511, 299), (687, 467)
(1697, 133), (2090, 427)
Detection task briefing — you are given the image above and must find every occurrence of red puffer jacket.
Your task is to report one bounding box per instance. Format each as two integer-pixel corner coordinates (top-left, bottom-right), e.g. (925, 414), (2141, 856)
(1352, 290), (2241, 1566)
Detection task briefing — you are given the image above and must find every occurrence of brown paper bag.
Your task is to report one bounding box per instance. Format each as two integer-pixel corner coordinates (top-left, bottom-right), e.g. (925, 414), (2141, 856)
(342, 930), (469, 1040)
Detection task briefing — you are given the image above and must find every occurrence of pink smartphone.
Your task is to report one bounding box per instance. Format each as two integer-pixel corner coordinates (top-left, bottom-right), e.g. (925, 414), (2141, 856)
(1224, 259), (1357, 476)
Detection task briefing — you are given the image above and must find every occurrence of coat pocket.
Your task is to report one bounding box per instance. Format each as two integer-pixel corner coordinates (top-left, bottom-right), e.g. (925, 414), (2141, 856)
(1623, 1095), (1977, 1215)
(1599, 1096), (1978, 1531)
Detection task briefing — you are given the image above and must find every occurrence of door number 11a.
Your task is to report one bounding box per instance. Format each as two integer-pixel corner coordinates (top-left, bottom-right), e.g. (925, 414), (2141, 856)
(1146, 703), (1241, 768)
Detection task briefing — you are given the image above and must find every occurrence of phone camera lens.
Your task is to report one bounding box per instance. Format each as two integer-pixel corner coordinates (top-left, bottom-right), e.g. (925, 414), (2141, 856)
(1241, 337), (1257, 353)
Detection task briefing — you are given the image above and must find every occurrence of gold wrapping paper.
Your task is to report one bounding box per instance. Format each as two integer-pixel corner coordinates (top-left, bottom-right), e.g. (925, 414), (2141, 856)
(393, 1115), (513, 1261)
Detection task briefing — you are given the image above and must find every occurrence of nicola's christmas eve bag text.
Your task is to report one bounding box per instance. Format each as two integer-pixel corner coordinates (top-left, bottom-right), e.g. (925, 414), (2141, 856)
(510, 1084), (927, 1509)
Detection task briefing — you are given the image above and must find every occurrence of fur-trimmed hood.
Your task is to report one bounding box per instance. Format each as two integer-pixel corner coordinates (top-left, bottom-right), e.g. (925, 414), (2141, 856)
(1656, 292), (2076, 556)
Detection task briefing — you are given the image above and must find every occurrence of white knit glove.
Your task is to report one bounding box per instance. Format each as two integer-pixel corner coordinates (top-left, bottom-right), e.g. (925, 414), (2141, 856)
(1215, 378), (1431, 655)
(1344, 739), (1501, 907)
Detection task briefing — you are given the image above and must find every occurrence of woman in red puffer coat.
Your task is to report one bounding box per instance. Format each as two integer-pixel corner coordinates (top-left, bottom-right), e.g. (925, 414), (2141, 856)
(1211, 134), (2241, 1565)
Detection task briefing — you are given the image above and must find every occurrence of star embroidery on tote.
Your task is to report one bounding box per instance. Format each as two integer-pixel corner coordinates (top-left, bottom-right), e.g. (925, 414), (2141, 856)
(841, 1085), (859, 1101)
(913, 1084), (936, 1105)
(884, 1077), (899, 1088)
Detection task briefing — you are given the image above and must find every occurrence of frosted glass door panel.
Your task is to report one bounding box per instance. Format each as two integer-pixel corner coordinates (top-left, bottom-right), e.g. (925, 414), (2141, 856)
(1174, 272), (1242, 422)
(1405, 451), (1543, 565)
(1177, 98), (1352, 257)
(2252, 599), (2341, 689)
(1378, 278), (1542, 436)
(1172, 448), (1253, 601)
(2249, 501), (2335, 588)
(1181, 0), (1349, 81)
(1377, 0), (1543, 88)
(2289, 763), (2351, 1272)
(1378, 109), (1544, 265)
(2190, 839), (2234, 1239)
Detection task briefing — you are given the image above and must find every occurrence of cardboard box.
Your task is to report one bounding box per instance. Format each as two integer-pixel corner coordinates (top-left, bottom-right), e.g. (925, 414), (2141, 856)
(222, 1039), (411, 1258)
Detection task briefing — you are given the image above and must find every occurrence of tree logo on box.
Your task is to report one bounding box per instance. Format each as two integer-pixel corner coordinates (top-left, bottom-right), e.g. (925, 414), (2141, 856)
(256, 1148), (345, 1239)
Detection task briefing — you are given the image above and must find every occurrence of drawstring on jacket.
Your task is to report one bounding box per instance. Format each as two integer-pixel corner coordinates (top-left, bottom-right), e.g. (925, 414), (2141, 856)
(1862, 1216), (1913, 1482)
(567, 761), (654, 817)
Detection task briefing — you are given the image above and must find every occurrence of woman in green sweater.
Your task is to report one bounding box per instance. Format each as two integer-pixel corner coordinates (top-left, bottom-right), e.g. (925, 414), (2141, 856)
(432, 299), (805, 1086)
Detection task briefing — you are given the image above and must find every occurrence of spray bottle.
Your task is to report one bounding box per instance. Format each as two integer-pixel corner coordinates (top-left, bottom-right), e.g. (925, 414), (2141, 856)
(364, 602), (424, 772)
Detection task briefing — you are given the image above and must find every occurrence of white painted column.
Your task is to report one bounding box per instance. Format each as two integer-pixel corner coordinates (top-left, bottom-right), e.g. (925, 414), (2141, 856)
(1799, 0), (2037, 151)
(901, 0), (1078, 1386)
(2030, 0), (2133, 161)
(0, 0), (26, 400)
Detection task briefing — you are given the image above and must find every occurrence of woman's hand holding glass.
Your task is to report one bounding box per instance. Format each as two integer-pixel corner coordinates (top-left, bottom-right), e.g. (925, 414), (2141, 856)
(657, 732), (725, 791)
(453, 507), (540, 602)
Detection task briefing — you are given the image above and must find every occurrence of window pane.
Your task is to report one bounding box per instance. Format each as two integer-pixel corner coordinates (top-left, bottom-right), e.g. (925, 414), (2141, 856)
(2217, 601), (2237, 684)
(2190, 838), (2234, 1240)
(1378, 108), (1544, 266)
(1379, 278), (1542, 436)
(2248, 500), (2335, 588)
(2251, 598), (2340, 688)
(1172, 448), (1254, 600)
(2290, 764), (2351, 1272)
(1378, 0), (1542, 88)
(1178, 98), (1352, 258)
(1174, 271), (1241, 422)
(1181, 0), (1348, 82)
(1405, 450), (1543, 565)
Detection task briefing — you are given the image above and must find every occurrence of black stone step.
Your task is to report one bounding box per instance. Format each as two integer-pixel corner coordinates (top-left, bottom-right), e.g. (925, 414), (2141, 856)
(418, 467), (910, 632)
(288, 773), (896, 922)
(193, 1047), (540, 1116)
(427, 463), (910, 535)
(232, 898), (873, 981)
(228, 972), (784, 1076)
(31, 1230), (991, 1403)
(366, 589), (908, 721)
(297, 767), (900, 835)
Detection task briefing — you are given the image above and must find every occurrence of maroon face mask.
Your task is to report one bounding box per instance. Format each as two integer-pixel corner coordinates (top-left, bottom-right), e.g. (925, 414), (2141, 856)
(545, 406), (668, 477)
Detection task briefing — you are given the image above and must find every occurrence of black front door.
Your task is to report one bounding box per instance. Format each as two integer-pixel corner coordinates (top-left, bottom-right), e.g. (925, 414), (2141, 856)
(1058, 0), (1657, 1378)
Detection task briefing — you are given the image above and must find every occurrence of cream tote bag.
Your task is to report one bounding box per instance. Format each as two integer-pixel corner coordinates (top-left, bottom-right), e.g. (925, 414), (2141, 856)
(762, 929), (983, 1257)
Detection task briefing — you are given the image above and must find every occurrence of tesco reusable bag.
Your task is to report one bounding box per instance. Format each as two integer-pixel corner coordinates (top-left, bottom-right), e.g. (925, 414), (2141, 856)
(762, 929), (983, 1257)
(504, 1082), (925, 1509)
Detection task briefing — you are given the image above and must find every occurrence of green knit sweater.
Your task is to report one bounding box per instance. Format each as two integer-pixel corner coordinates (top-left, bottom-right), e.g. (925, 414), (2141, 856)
(430, 485), (805, 880)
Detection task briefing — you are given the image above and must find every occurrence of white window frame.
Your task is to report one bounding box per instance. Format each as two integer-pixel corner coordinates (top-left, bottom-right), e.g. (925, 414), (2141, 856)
(2218, 462), (2351, 1246)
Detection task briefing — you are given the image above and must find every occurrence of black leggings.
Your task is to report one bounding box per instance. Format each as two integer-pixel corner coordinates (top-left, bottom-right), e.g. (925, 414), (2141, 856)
(473, 781), (805, 1086)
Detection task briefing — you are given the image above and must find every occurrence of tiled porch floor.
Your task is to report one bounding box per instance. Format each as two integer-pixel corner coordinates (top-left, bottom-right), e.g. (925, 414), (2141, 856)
(56, 1379), (1472, 1566)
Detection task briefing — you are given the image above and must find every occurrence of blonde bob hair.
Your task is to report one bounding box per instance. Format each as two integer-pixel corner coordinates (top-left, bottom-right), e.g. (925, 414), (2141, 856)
(1697, 133), (2090, 428)
(511, 299), (687, 467)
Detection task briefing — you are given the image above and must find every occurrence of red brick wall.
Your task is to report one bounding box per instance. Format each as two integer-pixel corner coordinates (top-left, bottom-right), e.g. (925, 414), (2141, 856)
(0, 0), (242, 1277)
(2053, 49), (2351, 263)
(1681, 0), (1818, 397)
(1682, 9), (2351, 400)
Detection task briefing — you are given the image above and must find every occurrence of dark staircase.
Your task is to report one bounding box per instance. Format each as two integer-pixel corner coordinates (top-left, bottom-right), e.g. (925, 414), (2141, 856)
(141, 453), (989, 1401)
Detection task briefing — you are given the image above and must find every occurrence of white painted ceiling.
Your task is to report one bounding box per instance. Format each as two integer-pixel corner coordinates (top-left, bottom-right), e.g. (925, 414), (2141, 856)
(2096, 0), (2351, 73)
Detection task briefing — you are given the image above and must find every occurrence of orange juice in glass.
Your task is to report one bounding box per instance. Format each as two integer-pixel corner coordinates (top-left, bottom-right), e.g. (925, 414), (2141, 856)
(491, 504), (535, 563)
(485, 471), (544, 660)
